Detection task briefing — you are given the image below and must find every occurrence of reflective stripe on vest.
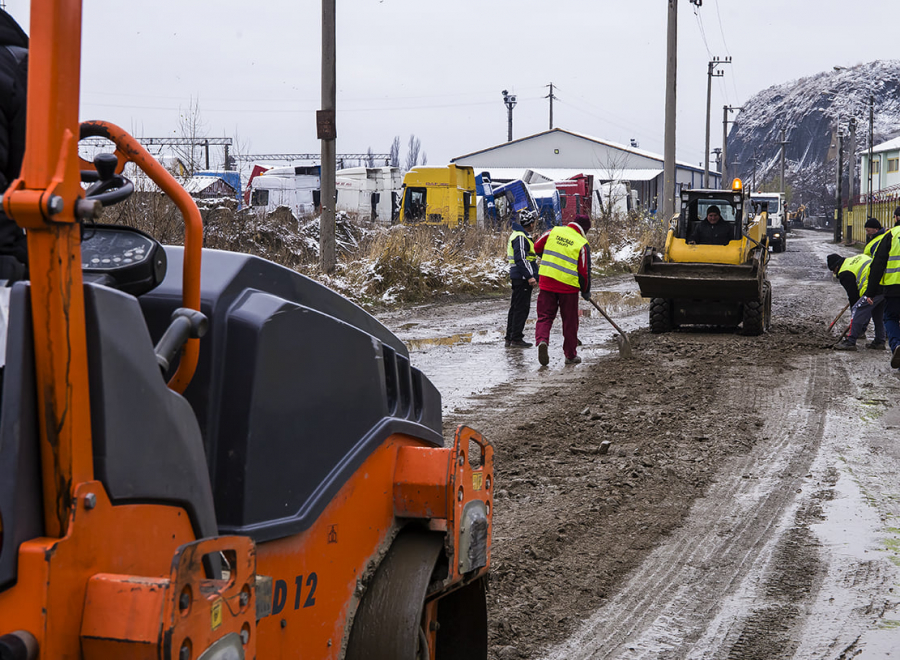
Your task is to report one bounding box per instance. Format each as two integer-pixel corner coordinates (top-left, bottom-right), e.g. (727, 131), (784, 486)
(538, 225), (588, 287)
(883, 227), (900, 286)
(839, 253), (871, 293)
(864, 231), (887, 258)
(507, 230), (536, 264)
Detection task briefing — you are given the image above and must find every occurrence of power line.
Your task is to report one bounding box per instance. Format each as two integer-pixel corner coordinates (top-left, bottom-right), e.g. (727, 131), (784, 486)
(693, 5), (714, 60)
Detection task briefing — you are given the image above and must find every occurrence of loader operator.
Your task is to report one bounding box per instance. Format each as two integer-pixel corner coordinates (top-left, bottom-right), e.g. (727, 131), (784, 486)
(827, 253), (885, 351)
(688, 205), (732, 246)
(860, 226), (900, 368)
(533, 214), (591, 366)
(505, 210), (538, 348)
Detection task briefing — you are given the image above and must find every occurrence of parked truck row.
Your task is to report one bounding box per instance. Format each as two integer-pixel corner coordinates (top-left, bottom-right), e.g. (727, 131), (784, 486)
(244, 161), (641, 229)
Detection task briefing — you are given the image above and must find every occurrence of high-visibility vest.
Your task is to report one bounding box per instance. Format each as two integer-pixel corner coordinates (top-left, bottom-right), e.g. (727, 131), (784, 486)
(507, 230), (536, 265)
(864, 231), (888, 257)
(883, 227), (900, 286)
(538, 225), (588, 288)
(838, 253), (871, 294)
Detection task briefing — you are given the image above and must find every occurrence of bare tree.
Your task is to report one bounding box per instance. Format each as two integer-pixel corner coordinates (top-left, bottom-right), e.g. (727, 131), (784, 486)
(405, 134), (422, 171)
(421, 152), (428, 167)
(366, 146), (375, 168)
(390, 135), (401, 168)
(174, 96), (208, 176)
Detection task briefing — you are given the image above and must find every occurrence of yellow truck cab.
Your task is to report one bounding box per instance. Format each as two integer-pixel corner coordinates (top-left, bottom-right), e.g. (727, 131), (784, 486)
(635, 179), (771, 335)
(398, 164), (477, 226)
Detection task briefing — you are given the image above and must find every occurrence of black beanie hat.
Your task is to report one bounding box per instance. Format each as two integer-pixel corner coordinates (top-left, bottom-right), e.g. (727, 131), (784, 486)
(826, 253), (844, 272)
(865, 217), (882, 230)
(707, 205), (721, 216)
(894, 206), (900, 218)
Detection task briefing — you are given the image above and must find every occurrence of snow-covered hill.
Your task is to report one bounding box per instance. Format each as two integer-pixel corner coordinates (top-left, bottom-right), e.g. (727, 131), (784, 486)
(727, 60), (900, 209)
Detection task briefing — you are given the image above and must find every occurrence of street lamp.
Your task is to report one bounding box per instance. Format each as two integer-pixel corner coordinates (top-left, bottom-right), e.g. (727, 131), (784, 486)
(502, 90), (517, 142)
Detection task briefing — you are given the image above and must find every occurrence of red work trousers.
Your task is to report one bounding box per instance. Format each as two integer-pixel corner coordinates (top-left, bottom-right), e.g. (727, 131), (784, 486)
(535, 289), (580, 359)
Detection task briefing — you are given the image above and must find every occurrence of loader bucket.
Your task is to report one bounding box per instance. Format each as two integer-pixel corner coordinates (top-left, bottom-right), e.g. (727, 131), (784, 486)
(634, 261), (762, 302)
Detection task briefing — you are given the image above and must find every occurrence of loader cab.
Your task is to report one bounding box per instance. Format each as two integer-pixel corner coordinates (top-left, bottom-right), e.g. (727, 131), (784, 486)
(677, 191), (745, 243)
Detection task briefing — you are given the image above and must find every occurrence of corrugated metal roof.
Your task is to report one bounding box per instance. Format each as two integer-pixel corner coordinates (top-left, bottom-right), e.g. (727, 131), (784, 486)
(873, 136), (900, 154)
(452, 128), (709, 173)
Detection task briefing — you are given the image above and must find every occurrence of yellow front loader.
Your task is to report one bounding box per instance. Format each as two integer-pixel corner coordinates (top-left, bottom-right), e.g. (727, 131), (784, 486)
(635, 180), (771, 335)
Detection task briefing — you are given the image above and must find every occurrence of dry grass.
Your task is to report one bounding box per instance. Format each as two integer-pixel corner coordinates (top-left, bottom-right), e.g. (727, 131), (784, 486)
(100, 199), (665, 308)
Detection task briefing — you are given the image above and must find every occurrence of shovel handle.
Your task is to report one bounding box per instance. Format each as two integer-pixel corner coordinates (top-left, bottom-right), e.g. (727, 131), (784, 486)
(588, 297), (628, 337)
(828, 303), (850, 330)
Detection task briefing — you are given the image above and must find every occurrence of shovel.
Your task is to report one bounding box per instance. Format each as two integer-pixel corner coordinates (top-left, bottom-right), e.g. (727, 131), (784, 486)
(828, 303), (850, 332)
(587, 296), (633, 358)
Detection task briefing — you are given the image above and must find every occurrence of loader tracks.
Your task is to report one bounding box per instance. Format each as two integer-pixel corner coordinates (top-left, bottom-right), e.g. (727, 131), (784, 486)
(542, 354), (838, 660)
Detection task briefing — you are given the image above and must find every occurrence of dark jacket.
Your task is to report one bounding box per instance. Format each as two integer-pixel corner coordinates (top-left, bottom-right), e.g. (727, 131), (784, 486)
(508, 221), (537, 281)
(864, 229), (900, 299)
(688, 218), (733, 245)
(837, 270), (861, 305)
(0, 10), (28, 265)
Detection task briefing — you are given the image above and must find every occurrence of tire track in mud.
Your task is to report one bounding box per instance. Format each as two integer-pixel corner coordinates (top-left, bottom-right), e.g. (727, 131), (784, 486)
(542, 354), (839, 660)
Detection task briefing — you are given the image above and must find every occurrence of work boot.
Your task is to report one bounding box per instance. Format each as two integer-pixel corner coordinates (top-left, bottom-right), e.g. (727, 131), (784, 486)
(504, 340), (511, 347)
(833, 339), (857, 351)
(564, 355), (582, 365)
(538, 341), (549, 366)
(892, 345), (900, 369)
(866, 340), (886, 350)
(508, 339), (533, 348)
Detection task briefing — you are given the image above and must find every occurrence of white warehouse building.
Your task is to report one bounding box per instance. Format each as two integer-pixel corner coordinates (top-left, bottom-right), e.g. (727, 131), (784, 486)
(450, 128), (720, 214)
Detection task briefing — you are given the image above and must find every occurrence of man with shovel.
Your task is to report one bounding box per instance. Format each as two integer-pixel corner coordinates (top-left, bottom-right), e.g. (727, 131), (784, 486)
(533, 214), (591, 366)
(827, 253), (885, 351)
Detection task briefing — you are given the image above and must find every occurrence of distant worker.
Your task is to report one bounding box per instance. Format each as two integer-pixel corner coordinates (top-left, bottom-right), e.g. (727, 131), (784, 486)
(864, 218), (888, 258)
(504, 210), (538, 348)
(0, 8), (29, 270)
(827, 253), (885, 351)
(533, 214), (591, 366)
(688, 205), (732, 246)
(861, 226), (900, 368)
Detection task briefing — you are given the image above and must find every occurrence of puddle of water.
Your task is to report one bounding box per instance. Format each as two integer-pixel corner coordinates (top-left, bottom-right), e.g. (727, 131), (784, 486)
(811, 470), (882, 560)
(582, 290), (649, 318)
(405, 328), (502, 351)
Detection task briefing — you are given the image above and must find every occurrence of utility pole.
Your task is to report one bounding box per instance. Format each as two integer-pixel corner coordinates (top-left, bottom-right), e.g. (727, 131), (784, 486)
(704, 56), (730, 187)
(662, 0), (702, 222)
(721, 105), (741, 189)
(779, 128), (789, 195)
(848, 118), (857, 211)
(867, 94), (874, 219)
(835, 130), (843, 243)
(662, 0), (678, 223)
(545, 83), (556, 130)
(751, 149), (758, 192)
(712, 147), (722, 177)
(502, 90), (517, 142)
(318, 0), (337, 273)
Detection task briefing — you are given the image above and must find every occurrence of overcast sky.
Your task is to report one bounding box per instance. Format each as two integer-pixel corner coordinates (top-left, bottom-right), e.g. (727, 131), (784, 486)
(5, 0), (900, 170)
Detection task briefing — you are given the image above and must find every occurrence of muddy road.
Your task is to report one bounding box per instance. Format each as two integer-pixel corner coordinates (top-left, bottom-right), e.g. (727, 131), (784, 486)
(378, 229), (900, 660)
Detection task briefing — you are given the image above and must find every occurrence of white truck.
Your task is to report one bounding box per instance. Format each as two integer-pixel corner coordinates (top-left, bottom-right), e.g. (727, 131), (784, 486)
(335, 166), (402, 223)
(247, 165), (320, 218)
(751, 192), (787, 253)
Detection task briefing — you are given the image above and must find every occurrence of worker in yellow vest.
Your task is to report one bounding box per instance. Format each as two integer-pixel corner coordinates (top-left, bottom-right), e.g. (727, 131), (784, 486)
(827, 253), (885, 350)
(864, 218), (887, 258)
(533, 214), (592, 366)
(861, 226), (900, 367)
(505, 211), (539, 348)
